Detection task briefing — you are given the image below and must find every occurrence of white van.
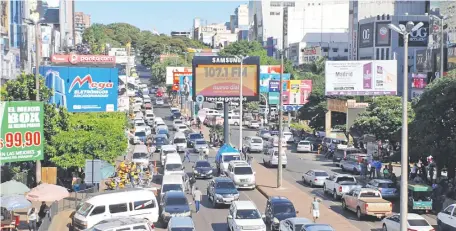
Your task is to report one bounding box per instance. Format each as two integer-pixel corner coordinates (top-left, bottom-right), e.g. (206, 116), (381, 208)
(267, 135), (287, 148)
(160, 174), (184, 200)
(153, 117), (165, 129)
(226, 114), (241, 126)
(160, 145), (178, 166)
(172, 132), (187, 152)
(227, 161), (256, 189)
(72, 189), (159, 230)
(262, 147), (287, 168)
(132, 145), (149, 165)
(217, 152), (241, 175)
(145, 110), (155, 125)
(163, 154), (184, 176)
(85, 217), (155, 231)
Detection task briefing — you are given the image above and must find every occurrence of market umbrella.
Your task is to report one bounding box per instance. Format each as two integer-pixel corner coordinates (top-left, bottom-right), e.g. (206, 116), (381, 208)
(26, 183), (70, 202)
(0, 180), (30, 197)
(0, 195), (32, 211)
(100, 161), (115, 179)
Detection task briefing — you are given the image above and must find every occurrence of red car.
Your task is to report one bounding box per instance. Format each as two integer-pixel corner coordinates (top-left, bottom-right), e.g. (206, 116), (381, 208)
(156, 90), (163, 97)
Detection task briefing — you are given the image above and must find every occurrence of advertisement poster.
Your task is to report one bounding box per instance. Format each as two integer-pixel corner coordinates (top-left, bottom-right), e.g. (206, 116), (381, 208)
(40, 66), (119, 112)
(375, 22), (391, 47)
(51, 54), (116, 66)
(166, 66), (192, 85)
(299, 80), (312, 104)
(179, 75), (193, 100)
(0, 101), (44, 163)
(302, 47), (322, 63)
(359, 23), (374, 48)
(282, 91), (290, 104)
(399, 21), (429, 47)
(269, 80), (280, 92)
(192, 56), (260, 102)
(260, 73), (291, 92)
(260, 65), (281, 73)
(412, 73), (427, 89)
(415, 49), (433, 72)
(268, 92), (280, 105)
(325, 60), (397, 96)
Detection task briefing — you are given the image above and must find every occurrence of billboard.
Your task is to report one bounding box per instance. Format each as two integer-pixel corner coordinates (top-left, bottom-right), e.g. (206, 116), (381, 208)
(415, 49), (433, 72)
(287, 80), (312, 105)
(179, 75), (193, 100)
(302, 47), (322, 63)
(51, 54), (116, 66)
(40, 66), (119, 112)
(412, 73), (427, 89)
(359, 23), (374, 48)
(375, 22), (391, 47)
(0, 101), (44, 164)
(166, 67), (192, 85)
(268, 92), (280, 105)
(192, 56), (260, 102)
(172, 71), (191, 91)
(325, 60), (397, 96)
(260, 73), (291, 93)
(260, 65), (281, 73)
(398, 21), (429, 47)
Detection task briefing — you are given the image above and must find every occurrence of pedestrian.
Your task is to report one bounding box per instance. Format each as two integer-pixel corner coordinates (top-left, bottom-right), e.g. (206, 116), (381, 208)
(193, 186), (202, 213)
(184, 149), (191, 162)
(410, 163), (418, 179)
(369, 161), (375, 179)
(429, 163), (435, 184)
(38, 201), (48, 225)
(360, 161), (366, 179)
(27, 207), (38, 231)
(388, 162), (393, 175)
(375, 160), (382, 179)
(247, 155), (252, 165)
(383, 166), (390, 179)
(189, 175), (196, 195)
(310, 197), (320, 223)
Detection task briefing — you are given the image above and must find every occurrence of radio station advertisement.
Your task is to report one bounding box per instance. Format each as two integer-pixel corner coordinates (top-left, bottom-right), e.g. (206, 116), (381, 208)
(192, 56), (260, 102)
(40, 66), (119, 112)
(260, 73), (290, 93)
(325, 60), (397, 96)
(166, 67), (192, 85)
(0, 101), (44, 164)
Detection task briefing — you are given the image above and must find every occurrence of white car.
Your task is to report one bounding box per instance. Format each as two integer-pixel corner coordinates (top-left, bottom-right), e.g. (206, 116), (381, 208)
(227, 161), (256, 189)
(145, 110), (155, 125)
(176, 125), (188, 133)
(249, 120), (260, 129)
(438, 204), (456, 230)
(382, 213), (433, 231)
(134, 119), (146, 127)
(262, 147), (287, 168)
(282, 132), (293, 143)
(227, 201), (266, 231)
(193, 139), (209, 154)
(173, 120), (184, 131)
(136, 126), (152, 137)
(244, 136), (263, 153)
(302, 170), (329, 187)
(156, 98), (164, 105)
(296, 140), (312, 152)
(170, 107), (180, 113)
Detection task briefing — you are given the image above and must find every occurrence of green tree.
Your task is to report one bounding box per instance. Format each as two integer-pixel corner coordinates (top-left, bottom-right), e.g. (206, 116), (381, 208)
(151, 57), (189, 85)
(351, 96), (414, 142)
(410, 77), (456, 178)
(50, 112), (128, 168)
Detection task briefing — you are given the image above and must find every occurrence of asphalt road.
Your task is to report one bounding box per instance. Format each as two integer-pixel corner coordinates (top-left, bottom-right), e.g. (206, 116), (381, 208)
(151, 103), (268, 231)
(227, 126), (438, 231)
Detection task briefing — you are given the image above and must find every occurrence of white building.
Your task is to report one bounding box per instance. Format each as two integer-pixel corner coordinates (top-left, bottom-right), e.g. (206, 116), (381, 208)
(192, 19), (230, 47)
(59, 0), (75, 48)
(233, 4), (249, 32)
(212, 31), (238, 49)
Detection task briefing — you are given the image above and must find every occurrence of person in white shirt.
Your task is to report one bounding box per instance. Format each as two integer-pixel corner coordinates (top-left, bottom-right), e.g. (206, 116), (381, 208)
(27, 207), (38, 231)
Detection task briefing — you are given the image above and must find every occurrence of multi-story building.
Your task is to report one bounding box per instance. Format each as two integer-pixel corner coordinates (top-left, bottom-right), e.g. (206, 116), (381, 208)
(193, 18), (229, 47)
(59, 0), (75, 48)
(74, 12), (90, 44)
(231, 4), (249, 33)
(1, 0), (24, 83)
(171, 31), (191, 38)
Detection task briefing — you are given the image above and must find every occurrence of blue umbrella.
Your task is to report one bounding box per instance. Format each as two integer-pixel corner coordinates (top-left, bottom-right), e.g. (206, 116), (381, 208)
(1, 195), (32, 211)
(100, 161), (115, 179)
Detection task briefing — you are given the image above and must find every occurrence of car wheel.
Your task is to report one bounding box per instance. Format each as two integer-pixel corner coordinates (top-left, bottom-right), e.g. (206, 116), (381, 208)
(341, 200), (347, 210)
(341, 166), (345, 171)
(333, 190), (338, 200)
(268, 161), (272, 167)
(382, 224), (388, 231)
(356, 207), (363, 220)
(212, 196), (217, 208)
(234, 122), (239, 126)
(309, 180), (314, 188)
(323, 184), (328, 194)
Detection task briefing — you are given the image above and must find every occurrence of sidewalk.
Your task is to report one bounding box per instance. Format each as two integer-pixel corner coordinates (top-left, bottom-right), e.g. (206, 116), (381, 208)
(251, 161), (361, 231)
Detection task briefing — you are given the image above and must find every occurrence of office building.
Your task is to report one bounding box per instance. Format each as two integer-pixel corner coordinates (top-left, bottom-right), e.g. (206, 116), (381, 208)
(1, 0), (24, 83)
(59, 0), (75, 48)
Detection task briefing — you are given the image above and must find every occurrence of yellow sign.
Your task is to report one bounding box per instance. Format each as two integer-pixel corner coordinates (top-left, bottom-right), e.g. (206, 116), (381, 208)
(194, 64), (258, 97)
(289, 80), (300, 93)
(327, 99), (347, 113)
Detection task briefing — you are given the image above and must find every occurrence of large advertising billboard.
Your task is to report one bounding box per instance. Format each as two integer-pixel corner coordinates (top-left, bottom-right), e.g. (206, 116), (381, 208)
(359, 23), (374, 48)
(179, 74), (193, 100)
(0, 101), (44, 164)
(192, 56), (260, 102)
(325, 60), (397, 96)
(166, 67), (192, 85)
(287, 80), (312, 105)
(399, 21), (429, 47)
(40, 66), (119, 112)
(51, 54), (116, 66)
(260, 73), (290, 93)
(375, 22), (391, 47)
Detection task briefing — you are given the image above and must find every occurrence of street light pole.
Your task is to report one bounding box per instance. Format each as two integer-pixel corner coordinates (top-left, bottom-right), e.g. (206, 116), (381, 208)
(388, 21), (423, 231)
(440, 17), (445, 77)
(277, 50), (284, 188)
(235, 55), (248, 151)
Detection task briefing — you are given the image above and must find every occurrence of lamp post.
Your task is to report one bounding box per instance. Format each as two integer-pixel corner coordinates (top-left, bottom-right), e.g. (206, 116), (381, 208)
(429, 14), (451, 77)
(234, 55), (249, 152)
(388, 21), (424, 231)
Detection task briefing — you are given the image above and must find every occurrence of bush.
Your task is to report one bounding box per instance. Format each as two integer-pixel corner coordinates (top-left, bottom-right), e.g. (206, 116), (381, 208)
(290, 122), (313, 133)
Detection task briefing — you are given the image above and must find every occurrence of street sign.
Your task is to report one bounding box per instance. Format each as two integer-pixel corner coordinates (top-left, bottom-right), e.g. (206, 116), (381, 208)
(196, 95), (205, 103)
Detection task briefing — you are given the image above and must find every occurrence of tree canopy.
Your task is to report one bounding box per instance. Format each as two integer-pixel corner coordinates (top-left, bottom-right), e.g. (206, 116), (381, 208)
(150, 57), (190, 85)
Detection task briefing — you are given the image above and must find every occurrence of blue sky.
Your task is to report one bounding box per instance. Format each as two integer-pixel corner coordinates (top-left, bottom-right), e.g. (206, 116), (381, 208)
(76, 1), (246, 35)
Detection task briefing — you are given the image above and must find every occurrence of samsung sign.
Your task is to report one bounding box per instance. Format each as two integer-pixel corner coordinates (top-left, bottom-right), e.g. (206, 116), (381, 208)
(398, 21), (429, 47)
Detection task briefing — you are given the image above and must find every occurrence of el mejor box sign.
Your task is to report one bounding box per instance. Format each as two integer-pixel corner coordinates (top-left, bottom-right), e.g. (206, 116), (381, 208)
(0, 101), (45, 164)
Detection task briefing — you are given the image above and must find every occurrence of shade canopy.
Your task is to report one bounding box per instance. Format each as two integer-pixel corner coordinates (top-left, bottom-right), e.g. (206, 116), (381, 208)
(1, 195), (32, 211)
(0, 180), (30, 197)
(26, 183), (69, 201)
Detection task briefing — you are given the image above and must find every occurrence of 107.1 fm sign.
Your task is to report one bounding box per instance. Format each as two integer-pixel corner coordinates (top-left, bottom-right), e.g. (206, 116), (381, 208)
(399, 21), (429, 47)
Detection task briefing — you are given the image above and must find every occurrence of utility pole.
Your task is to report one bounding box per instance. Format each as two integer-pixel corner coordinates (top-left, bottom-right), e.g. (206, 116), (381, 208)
(277, 50), (284, 188)
(35, 22), (42, 184)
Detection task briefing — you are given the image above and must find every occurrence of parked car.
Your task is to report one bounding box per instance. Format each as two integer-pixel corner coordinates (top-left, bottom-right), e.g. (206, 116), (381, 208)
(296, 141), (312, 153)
(323, 174), (361, 200)
(264, 196), (298, 231)
(302, 170), (329, 187)
(341, 188), (393, 220)
(382, 213), (433, 231)
(437, 203), (456, 231)
(365, 179), (399, 200)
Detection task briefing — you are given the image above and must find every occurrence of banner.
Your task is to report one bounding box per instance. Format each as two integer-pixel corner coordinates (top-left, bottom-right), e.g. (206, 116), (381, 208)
(415, 49), (433, 72)
(0, 101), (44, 163)
(282, 92), (290, 105)
(325, 60), (397, 96)
(51, 54), (116, 66)
(40, 66), (119, 112)
(286, 80), (312, 105)
(375, 22), (391, 47)
(399, 21), (429, 47)
(260, 73), (290, 92)
(179, 75), (193, 99)
(359, 23), (374, 48)
(268, 92), (280, 105)
(260, 65), (281, 73)
(166, 67), (192, 85)
(192, 56), (260, 102)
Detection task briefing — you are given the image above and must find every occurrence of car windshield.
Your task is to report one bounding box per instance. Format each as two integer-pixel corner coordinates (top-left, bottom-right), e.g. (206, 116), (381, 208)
(76, 202), (93, 217)
(360, 192), (381, 198)
(174, 113), (182, 117)
(337, 177), (356, 182)
(216, 181), (236, 189)
(156, 140), (169, 145)
(171, 110), (179, 114)
(146, 114), (154, 117)
(234, 167), (253, 175)
(166, 197), (187, 206)
(135, 131), (146, 137)
(378, 183), (395, 188)
(190, 134), (203, 140)
(332, 139), (347, 145)
(195, 161), (211, 167)
(196, 140), (207, 145)
(315, 172), (329, 177)
(303, 224), (333, 231)
(283, 132), (292, 136)
(162, 184), (183, 193)
(171, 228), (193, 231)
(251, 121), (258, 124)
(174, 120), (183, 124)
(166, 164), (182, 171)
(179, 126), (187, 129)
(252, 138), (262, 143)
(294, 225), (304, 231)
(136, 122), (145, 126)
(408, 219), (429, 226)
(174, 138), (186, 143)
(164, 150), (176, 154)
(133, 153), (148, 159)
(260, 130), (269, 134)
(223, 155), (241, 162)
(235, 209), (261, 219)
(299, 141), (310, 145)
(273, 204), (295, 214)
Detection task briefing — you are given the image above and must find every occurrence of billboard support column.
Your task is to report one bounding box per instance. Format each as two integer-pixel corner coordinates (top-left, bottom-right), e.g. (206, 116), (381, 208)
(223, 102), (230, 144)
(277, 51), (284, 189)
(325, 111), (331, 135)
(35, 22), (42, 185)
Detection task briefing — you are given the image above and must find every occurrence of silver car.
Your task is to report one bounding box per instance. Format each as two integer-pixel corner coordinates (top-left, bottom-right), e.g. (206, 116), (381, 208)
(302, 170), (329, 187)
(365, 179), (399, 200)
(193, 139), (209, 154)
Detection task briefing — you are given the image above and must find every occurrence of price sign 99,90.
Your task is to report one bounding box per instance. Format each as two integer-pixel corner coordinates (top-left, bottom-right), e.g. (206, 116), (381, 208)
(0, 131), (42, 149)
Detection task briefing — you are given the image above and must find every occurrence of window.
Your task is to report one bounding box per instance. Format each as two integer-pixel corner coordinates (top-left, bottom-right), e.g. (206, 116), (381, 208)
(166, 197), (187, 206)
(234, 166), (253, 175)
(90, 206), (105, 216)
(162, 184), (183, 193)
(195, 161), (211, 167)
(443, 206), (454, 215)
(109, 203), (128, 214)
(133, 200), (156, 210)
(315, 172), (329, 177)
(408, 219), (429, 226)
(332, 48), (338, 52)
(344, 48), (348, 52)
(376, 49), (380, 60)
(322, 48), (328, 52)
(235, 209), (261, 219)
(116, 228), (130, 231)
(381, 48), (385, 60)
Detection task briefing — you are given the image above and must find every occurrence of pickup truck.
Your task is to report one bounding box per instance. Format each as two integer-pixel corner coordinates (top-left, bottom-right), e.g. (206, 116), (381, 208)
(323, 174), (361, 200)
(341, 188), (393, 220)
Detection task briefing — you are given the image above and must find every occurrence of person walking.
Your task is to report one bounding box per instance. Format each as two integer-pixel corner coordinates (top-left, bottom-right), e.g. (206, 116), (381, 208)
(193, 187), (202, 213)
(184, 149), (191, 162)
(310, 197), (320, 223)
(189, 176), (196, 195)
(27, 207), (38, 231)
(410, 163), (418, 179)
(375, 160), (382, 179)
(369, 161), (375, 179)
(38, 201), (48, 225)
